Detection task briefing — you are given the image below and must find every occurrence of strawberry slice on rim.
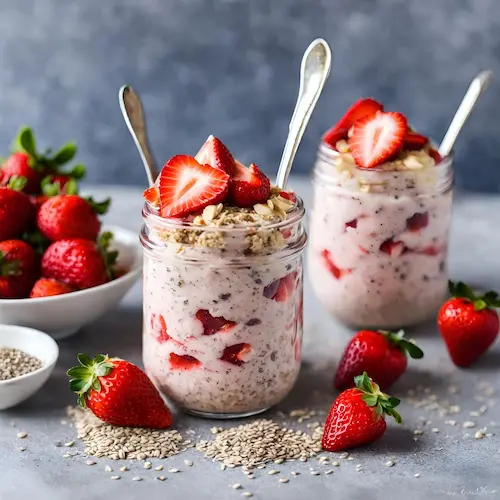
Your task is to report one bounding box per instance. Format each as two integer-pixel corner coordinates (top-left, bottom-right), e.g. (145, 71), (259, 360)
(323, 98), (384, 148)
(195, 135), (236, 175)
(158, 155), (230, 218)
(228, 162), (271, 208)
(348, 111), (408, 168)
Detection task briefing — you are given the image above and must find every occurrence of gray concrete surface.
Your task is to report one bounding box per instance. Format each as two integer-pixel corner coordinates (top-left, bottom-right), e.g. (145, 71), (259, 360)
(0, 0), (499, 190)
(0, 180), (499, 500)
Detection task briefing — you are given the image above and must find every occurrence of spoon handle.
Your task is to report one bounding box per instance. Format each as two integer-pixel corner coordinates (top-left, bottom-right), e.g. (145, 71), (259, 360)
(438, 70), (493, 157)
(275, 39), (332, 189)
(119, 85), (158, 187)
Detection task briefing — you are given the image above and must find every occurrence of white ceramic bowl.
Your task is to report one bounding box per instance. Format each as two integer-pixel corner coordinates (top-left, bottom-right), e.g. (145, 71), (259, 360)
(0, 225), (142, 339)
(0, 325), (59, 410)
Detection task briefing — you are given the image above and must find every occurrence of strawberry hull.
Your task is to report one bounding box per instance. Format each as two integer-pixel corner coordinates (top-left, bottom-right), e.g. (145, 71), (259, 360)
(140, 200), (306, 417)
(308, 143), (453, 328)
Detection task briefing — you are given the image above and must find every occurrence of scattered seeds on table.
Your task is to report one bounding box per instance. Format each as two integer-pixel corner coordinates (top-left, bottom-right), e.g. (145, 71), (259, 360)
(291, 471), (299, 476)
(385, 460), (395, 467)
(154, 465), (163, 471)
(279, 478), (289, 483)
(110, 476), (120, 480)
(339, 452), (349, 459)
(132, 477), (142, 482)
(414, 473), (420, 478)
(242, 493), (253, 498)
(475, 430), (486, 440)
(63, 453), (71, 458)
(310, 471), (320, 476)
(65, 441), (75, 447)
(143, 462), (152, 470)
(220, 464), (226, 471)
(431, 428), (440, 433)
(325, 470), (334, 475)
(120, 466), (128, 472)
(463, 421), (476, 429)
(413, 430), (424, 435)
(184, 459), (193, 467)
(169, 468), (179, 473)
(18, 447), (26, 452)
(156, 476), (166, 481)
(16, 432), (27, 439)
(332, 461), (340, 467)
(67, 407), (190, 460)
(0, 347), (42, 381)
(60, 420), (68, 425)
(274, 458), (284, 464)
(105, 465), (112, 472)
(232, 483), (242, 490)
(268, 470), (280, 475)
(86, 460), (96, 466)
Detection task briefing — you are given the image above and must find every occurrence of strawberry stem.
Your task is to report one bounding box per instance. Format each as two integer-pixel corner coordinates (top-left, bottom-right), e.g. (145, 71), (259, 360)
(449, 280), (500, 310)
(354, 372), (402, 424)
(67, 353), (115, 408)
(379, 330), (424, 359)
(98, 232), (119, 280)
(0, 251), (21, 277)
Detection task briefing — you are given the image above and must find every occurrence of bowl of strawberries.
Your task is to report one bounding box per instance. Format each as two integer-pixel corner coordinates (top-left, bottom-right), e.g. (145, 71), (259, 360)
(0, 127), (142, 339)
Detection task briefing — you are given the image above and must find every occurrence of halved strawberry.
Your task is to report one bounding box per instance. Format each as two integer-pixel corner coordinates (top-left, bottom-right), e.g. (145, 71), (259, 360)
(323, 98), (384, 148)
(158, 155), (229, 218)
(196, 309), (236, 335)
(143, 185), (160, 207)
(195, 135), (235, 175)
(379, 238), (405, 257)
(220, 343), (251, 366)
(404, 132), (428, 150)
(406, 212), (429, 232)
(348, 112), (408, 168)
(322, 249), (352, 279)
(169, 353), (201, 370)
(228, 162), (270, 208)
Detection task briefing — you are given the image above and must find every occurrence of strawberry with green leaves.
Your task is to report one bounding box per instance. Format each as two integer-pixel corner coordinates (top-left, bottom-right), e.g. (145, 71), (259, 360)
(322, 372), (402, 452)
(0, 178), (35, 241)
(1, 127), (86, 194)
(334, 329), (424, 390)
(438, 281), (500, 367)
(68, 353), (173, 428)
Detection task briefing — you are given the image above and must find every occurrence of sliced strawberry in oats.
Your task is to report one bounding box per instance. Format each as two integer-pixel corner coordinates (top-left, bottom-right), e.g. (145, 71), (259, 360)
(406, 212), (429, 232)
(345, 218), (358, 229)
(415, 244), (445, 256)
(196, 309), (237, 335)
(151, 314), (184, 346)
(379, 238), (406, 257)
(220, 343), (252, 366)
(169, 353), (201, 370)
(263, 272), (297, 302)
(322, 249), (352, 279)
(404, 132), (429, 150)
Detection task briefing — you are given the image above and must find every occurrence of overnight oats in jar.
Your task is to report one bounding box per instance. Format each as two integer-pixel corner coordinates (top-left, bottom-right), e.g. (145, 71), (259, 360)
(308, 99), (453, 328)
(141, 136), (306, 418)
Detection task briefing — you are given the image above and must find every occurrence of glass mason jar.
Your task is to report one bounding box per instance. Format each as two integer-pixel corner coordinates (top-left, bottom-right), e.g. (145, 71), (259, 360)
(140, 199), (307, 418)
(308, 142), (453, 329)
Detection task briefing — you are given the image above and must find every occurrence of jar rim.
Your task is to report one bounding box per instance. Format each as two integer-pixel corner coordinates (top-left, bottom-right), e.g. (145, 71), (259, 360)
(142, 195), (306, 233)
(318, 140), (454, 170)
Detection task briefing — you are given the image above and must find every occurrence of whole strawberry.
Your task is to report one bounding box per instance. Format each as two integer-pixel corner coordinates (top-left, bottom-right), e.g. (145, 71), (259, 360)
(37, 194), (109, 241)
(322, 372), (402, 452)
(30, 278), (75, 298)
(0, 179), (35, 240)
(67, 353), (173, 428)
(228, 162), (270, 207)
(1, 127), (85, 194)
(334, 330), (424, 391)
(42, 232), (117, 289)
(0, 240), (39, 298)
(438, 281), (500, 367)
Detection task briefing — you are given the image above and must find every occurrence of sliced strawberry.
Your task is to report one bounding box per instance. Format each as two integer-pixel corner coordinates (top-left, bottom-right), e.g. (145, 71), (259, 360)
(345, 218), (358, 229)
(150, 314), (184, 346)
(415, 245), (445, 256)
(429, 149), (443, 164)
(406, 212), (429, 232)
(143, 185), (160, 207)
(169, 353), (201, 370)
(322, 249), (352, 279)
(158, 155), (229, 218)
(379, 238), (405, 257)
(263, 272), (296, 302)
(195, 135), (236, 175)
(348, 112), (408, 168)
(195, 309), (236, 335)
(279, 190), (297, 203)
(359, 245), (369, 254)
(404, 132), (428, 150)
(220, 343), (251, 366)
(228, 162), (270, 208)
(323, 98), (384, 148)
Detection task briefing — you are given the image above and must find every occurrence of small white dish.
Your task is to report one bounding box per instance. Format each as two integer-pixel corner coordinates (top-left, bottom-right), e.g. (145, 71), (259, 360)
(0, 325), (59, 410)
(0, 225), (142, 339)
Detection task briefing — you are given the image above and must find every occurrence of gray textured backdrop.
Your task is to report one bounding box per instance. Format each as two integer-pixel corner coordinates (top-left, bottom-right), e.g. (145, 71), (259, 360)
(0, 0), (499, 191)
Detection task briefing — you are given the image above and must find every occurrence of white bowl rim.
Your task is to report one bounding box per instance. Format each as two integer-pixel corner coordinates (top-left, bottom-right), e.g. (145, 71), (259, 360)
(0, 225), (142, 305)
(0, 325), (59, 385)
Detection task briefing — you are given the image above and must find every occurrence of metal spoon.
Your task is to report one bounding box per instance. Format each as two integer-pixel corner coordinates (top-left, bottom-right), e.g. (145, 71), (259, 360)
(119, 85), (158, 186)
(439, 70), (493, 157)
(275, 39), (332, 189)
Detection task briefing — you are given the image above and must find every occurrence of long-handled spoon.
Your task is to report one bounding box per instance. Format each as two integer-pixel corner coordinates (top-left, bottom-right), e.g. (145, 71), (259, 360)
(119, 85), (158, 187)
(275, 39), (332, 189)
(439, 70), (493, 157)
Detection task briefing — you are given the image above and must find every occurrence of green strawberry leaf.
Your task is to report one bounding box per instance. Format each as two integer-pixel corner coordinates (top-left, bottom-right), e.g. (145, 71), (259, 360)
(77, 353), (93, 367)
(70, 164), (86, 179)
(63, 178), (79, 195)
(86, 196), (111, 215)
(449, 280), (500, 310)
(7, 176), (27, 192)
(381, 330), (424, 360)
(0, 251), (21, 277)
(51, 142), (77, 165)
(14, 126), (37, 157)
(21, 230), (51, 255)
(41, 176), (61, 197)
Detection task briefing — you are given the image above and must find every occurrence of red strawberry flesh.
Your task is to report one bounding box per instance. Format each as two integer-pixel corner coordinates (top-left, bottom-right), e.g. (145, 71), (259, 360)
(406, 212), (429, 231)
(220, 343), (251, 366)
(195, 135), (236, 175)
(158, 155), (229, 218)
(348, 111), (408, 168)
(196, 309), (236, 335)
(169, 353), (201, 370)
(404, 132), (428, 150)
(228, 162), (270, 208)
(322, 249), (352, 279)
